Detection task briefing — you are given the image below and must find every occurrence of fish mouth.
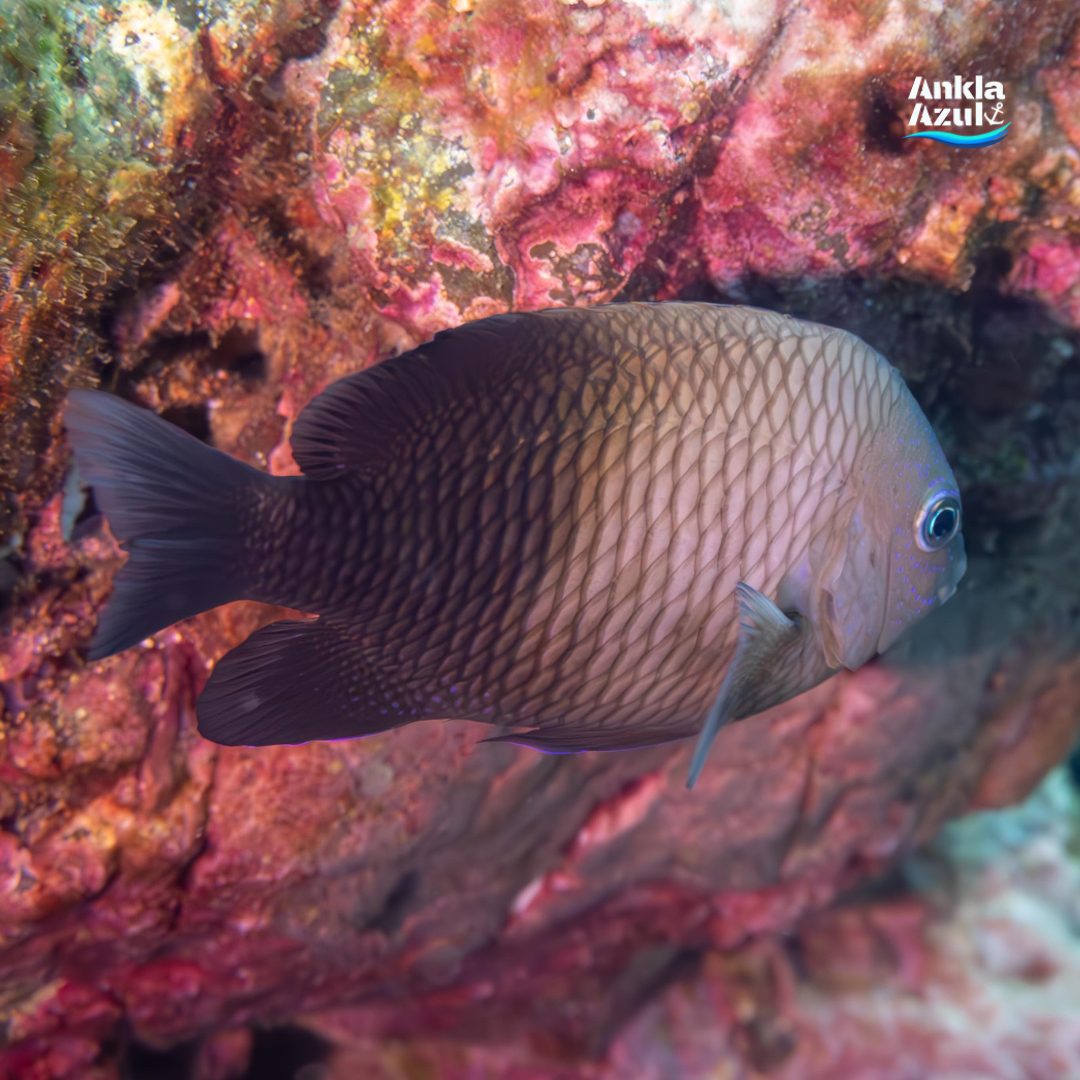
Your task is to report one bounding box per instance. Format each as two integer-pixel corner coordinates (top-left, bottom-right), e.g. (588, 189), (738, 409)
(952, 544), (968, 591)
(933, 540), (967, 609)
(933, 544), (967, 606)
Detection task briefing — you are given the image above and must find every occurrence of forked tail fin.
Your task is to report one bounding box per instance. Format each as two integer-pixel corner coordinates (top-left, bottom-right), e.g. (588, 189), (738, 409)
(64, 388), (268, 659)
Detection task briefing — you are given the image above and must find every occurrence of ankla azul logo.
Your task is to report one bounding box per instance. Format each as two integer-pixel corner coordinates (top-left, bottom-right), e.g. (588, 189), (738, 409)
(905, 75), (1010, 146)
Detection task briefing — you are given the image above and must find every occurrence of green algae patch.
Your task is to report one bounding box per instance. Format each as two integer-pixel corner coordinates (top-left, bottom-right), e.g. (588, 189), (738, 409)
(0, 0), (209, 538)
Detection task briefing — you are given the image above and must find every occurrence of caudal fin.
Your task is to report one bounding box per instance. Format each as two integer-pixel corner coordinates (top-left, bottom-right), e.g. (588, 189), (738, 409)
(64, 388), (267, 659)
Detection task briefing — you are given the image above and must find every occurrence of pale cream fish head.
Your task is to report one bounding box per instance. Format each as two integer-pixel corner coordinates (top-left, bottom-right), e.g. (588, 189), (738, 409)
(811, 365), (966, 670)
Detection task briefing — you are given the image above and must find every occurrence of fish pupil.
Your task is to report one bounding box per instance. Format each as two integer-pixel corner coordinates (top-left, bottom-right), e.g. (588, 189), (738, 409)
(922, 496), (960, 548)
(929, 507), (956, 538)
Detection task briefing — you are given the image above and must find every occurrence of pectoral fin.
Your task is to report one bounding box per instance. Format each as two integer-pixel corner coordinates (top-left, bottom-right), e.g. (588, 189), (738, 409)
(687, 583), (808, 789)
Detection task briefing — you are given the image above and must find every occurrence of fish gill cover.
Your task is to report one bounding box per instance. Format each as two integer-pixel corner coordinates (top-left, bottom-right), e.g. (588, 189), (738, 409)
(0, 0), (1079, 1077)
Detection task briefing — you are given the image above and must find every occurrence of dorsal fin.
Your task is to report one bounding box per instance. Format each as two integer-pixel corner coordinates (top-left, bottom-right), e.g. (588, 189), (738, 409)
(291, 311), (533, 479)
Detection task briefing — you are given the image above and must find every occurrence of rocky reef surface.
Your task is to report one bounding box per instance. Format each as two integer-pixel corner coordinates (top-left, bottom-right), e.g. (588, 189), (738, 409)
(305, 766), (1080, 1078)
(1, 0), (1078, 1076)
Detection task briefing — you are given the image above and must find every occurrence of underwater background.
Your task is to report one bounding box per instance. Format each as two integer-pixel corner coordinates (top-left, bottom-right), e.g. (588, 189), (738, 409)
(1, 0), (1079, 1076)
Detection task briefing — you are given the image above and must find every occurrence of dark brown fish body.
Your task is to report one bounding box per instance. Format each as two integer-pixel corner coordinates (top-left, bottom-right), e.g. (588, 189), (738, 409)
(65, 302), (966, 773)
(233, 303), (833, 747)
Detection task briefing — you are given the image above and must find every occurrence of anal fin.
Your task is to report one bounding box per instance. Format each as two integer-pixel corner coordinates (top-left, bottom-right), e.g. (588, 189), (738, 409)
(197, 619), (413, 747)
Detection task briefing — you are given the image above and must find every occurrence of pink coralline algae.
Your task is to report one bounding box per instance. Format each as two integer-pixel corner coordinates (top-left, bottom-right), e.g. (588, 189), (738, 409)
(1, 0), (1080, 1076)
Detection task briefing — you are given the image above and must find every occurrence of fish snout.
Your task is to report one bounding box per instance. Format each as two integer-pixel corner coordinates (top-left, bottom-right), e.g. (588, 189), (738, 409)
(946, 544), (968, 598)
(934, 543), (966, 605)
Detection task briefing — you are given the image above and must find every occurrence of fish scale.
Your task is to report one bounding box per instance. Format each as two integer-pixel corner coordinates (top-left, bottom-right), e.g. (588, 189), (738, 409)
(280, 311), (789, 727)
(64, 301), (966, 781)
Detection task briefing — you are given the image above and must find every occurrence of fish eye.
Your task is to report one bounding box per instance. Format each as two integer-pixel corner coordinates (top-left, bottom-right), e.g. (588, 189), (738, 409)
(915, 493), (961, 552)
